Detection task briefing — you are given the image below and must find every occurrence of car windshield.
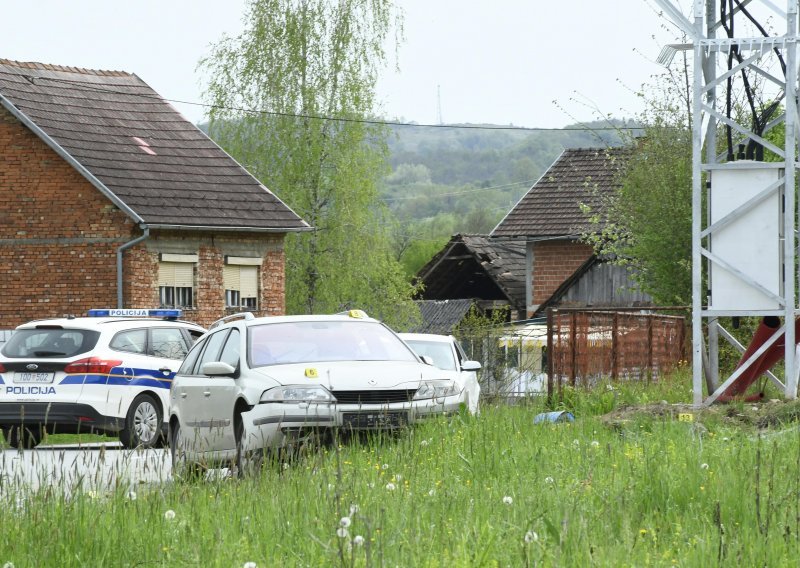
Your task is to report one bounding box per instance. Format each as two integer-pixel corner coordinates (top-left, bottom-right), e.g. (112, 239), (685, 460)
(248, 320), (418, 367)
(404, 340), (457, 371)
(2, 328), (100, 358)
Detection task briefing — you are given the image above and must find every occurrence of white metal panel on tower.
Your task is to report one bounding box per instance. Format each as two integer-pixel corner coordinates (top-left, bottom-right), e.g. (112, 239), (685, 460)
(709, 163), (783, 311)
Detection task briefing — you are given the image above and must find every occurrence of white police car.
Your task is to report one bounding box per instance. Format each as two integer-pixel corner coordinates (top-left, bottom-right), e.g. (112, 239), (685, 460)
(0, 309), (205, 449)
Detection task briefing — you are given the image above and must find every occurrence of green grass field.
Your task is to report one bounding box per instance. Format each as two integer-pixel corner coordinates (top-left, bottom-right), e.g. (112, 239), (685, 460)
(3, 372), (800, 566)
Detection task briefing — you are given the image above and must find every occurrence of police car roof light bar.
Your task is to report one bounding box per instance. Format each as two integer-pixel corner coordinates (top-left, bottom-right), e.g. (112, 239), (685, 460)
(88, 308), (183, 319)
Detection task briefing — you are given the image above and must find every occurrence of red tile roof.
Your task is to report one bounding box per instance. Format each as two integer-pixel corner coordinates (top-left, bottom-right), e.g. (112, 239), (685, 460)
(0, 59), (310, 232)
(491, 146), (632, 238)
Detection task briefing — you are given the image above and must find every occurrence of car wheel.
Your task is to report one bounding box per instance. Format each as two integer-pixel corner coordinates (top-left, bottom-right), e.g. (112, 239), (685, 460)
(120, 394), (162, 449)
(170, 422), (203, 481)
(235, 417), (262, 478)
(2, 425), (42, 449)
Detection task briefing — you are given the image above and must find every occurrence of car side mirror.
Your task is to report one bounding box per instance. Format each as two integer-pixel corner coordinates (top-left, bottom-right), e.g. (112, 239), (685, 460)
(461, 360), (481, 371)
(201, 361), (236, 376)
(420, 355), (435, 366)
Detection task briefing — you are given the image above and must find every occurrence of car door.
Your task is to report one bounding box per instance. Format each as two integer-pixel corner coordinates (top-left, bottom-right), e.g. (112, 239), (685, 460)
(189, 329), (231, 451)
(202, 327), (242, 453)
(170, 335), (207, 448)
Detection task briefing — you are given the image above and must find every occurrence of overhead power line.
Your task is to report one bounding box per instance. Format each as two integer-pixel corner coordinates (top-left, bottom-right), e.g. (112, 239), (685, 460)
(17, 71), (643, 133)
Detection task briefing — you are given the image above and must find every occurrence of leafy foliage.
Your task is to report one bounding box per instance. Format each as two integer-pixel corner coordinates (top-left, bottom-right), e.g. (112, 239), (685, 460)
(200, 0), (418, 327)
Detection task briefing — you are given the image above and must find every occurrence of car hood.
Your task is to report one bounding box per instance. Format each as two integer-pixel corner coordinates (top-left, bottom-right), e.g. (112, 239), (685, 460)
(248, 360), (448, 390)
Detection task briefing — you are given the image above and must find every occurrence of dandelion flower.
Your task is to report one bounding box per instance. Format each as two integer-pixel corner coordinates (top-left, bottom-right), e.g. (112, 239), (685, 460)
(340, 516), (352, 528)
(353, 535), (365, 546)
(349, 504), (360, 515)
(164, 509), (176, 520)
(386, 482), (396, 491)
(639, 528), (648, 536)
(524, 530), (539, 543)
(701, 463), (709, 470)
(502, 496), (513, 505)
(336, 527), (349, 538)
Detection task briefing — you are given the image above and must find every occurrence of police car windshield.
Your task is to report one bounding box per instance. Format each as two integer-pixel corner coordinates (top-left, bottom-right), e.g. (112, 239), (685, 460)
(2, 329), (100, 358)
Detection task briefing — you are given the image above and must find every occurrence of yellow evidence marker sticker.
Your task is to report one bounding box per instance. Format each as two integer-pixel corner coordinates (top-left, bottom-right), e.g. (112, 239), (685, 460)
(305, 368), (319, 379)
(678, 413), (694, 422)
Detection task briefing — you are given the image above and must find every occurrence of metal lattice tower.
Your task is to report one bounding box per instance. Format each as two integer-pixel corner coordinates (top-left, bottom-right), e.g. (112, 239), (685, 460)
(653, 0), (799, 405)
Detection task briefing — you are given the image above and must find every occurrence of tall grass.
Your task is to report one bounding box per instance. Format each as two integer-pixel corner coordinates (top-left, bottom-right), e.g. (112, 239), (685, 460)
(3, 372), (800, 566)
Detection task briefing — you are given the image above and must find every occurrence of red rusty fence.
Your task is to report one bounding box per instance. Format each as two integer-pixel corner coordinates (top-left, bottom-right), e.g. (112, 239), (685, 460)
(546, 308), (687, 397)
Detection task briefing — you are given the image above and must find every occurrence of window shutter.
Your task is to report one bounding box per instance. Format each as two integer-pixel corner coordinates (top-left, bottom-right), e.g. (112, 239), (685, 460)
(240, 266), (258, 298)
(223, 265), (240, 290)
(159, 262), (194, 287)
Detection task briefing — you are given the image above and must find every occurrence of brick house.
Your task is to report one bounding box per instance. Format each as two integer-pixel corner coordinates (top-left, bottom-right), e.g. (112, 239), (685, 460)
(0, 60), (310, 328)
(490, 146), (648, 317)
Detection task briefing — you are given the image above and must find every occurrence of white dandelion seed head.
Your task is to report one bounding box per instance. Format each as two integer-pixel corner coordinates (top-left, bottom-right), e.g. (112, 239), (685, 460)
(164, 509), (176, 520)
(591, 440), (600, 448)
(502, 496), (513, 505)
(282, 462), (290, 470)
(3, 562), (15, 568)
(367, 482), (375, 489)
(428, 489), (435, 497)
(386, 482), (396, 491)
(339, 516), (352, 528)
(126, 490), (137, 501)
(382, 463), (389, 470)
(87, 490), (98, 501)
(524, 530), (539, 543)
(544, 476), (554, 484)
(327, 483), (335, 491)
(572, 439), (580, 447)
(353, 535), (365, 546)
(243, 562), (257, 568)
(701, 463), (709, 470)
(395, 474), (403, 482)
(723, 437), (730, 442)
(349, 504), (359, 515)
(606, 383), (614, 391)
(420, 439), (429, 447)
(336, 527), (349, 538)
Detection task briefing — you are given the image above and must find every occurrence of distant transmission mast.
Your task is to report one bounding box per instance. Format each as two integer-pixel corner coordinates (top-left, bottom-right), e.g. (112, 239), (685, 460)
(437, 84), (443, 125)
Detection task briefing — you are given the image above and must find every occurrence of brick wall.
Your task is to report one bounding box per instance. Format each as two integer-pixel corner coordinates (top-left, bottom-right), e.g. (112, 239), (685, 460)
(531, 240), (593, 307)
(0, 107), (287, 329)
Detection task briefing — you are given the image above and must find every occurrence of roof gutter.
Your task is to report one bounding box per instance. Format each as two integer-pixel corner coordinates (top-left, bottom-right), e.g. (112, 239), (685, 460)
(0, 93), (145, 225)
(146, 223), (313, 233)
(117, 226), (150, 308)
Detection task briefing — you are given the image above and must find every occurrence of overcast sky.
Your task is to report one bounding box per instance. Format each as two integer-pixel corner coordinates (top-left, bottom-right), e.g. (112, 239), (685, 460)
(1, 1), (676, 129)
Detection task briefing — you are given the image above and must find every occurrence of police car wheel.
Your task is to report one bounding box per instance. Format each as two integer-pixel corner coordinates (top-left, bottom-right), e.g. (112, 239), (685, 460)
(120, 394), (163, 449)
(2, 425), (42, 449)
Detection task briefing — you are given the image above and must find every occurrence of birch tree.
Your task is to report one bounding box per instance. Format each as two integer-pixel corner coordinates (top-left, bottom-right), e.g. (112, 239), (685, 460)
(202, 0), (417, 325)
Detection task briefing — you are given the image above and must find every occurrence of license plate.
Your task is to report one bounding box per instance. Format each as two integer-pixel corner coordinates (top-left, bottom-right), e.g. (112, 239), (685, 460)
(13, 372), (55, 384)
(342, 411), (408, 429)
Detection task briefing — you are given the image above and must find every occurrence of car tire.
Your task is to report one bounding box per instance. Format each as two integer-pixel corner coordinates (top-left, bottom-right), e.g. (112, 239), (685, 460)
(120, 393), (163, 449)
(2, 425), (42, 449)
(170, 422), (203, 481)
(235, 416), (262, 479)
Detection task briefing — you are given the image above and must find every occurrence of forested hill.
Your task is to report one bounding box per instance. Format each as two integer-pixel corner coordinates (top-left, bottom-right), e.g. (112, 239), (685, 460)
(385, 119), (632, 188)
(382, 119), (636, 274)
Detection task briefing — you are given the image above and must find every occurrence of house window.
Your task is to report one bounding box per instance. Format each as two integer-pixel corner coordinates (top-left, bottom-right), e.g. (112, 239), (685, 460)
(224, 256), (261, 309)
(158, 254), (197, 309)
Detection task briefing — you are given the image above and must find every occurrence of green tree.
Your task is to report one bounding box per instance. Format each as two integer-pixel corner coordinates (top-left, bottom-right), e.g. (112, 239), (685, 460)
(201, 0), (418, 326)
